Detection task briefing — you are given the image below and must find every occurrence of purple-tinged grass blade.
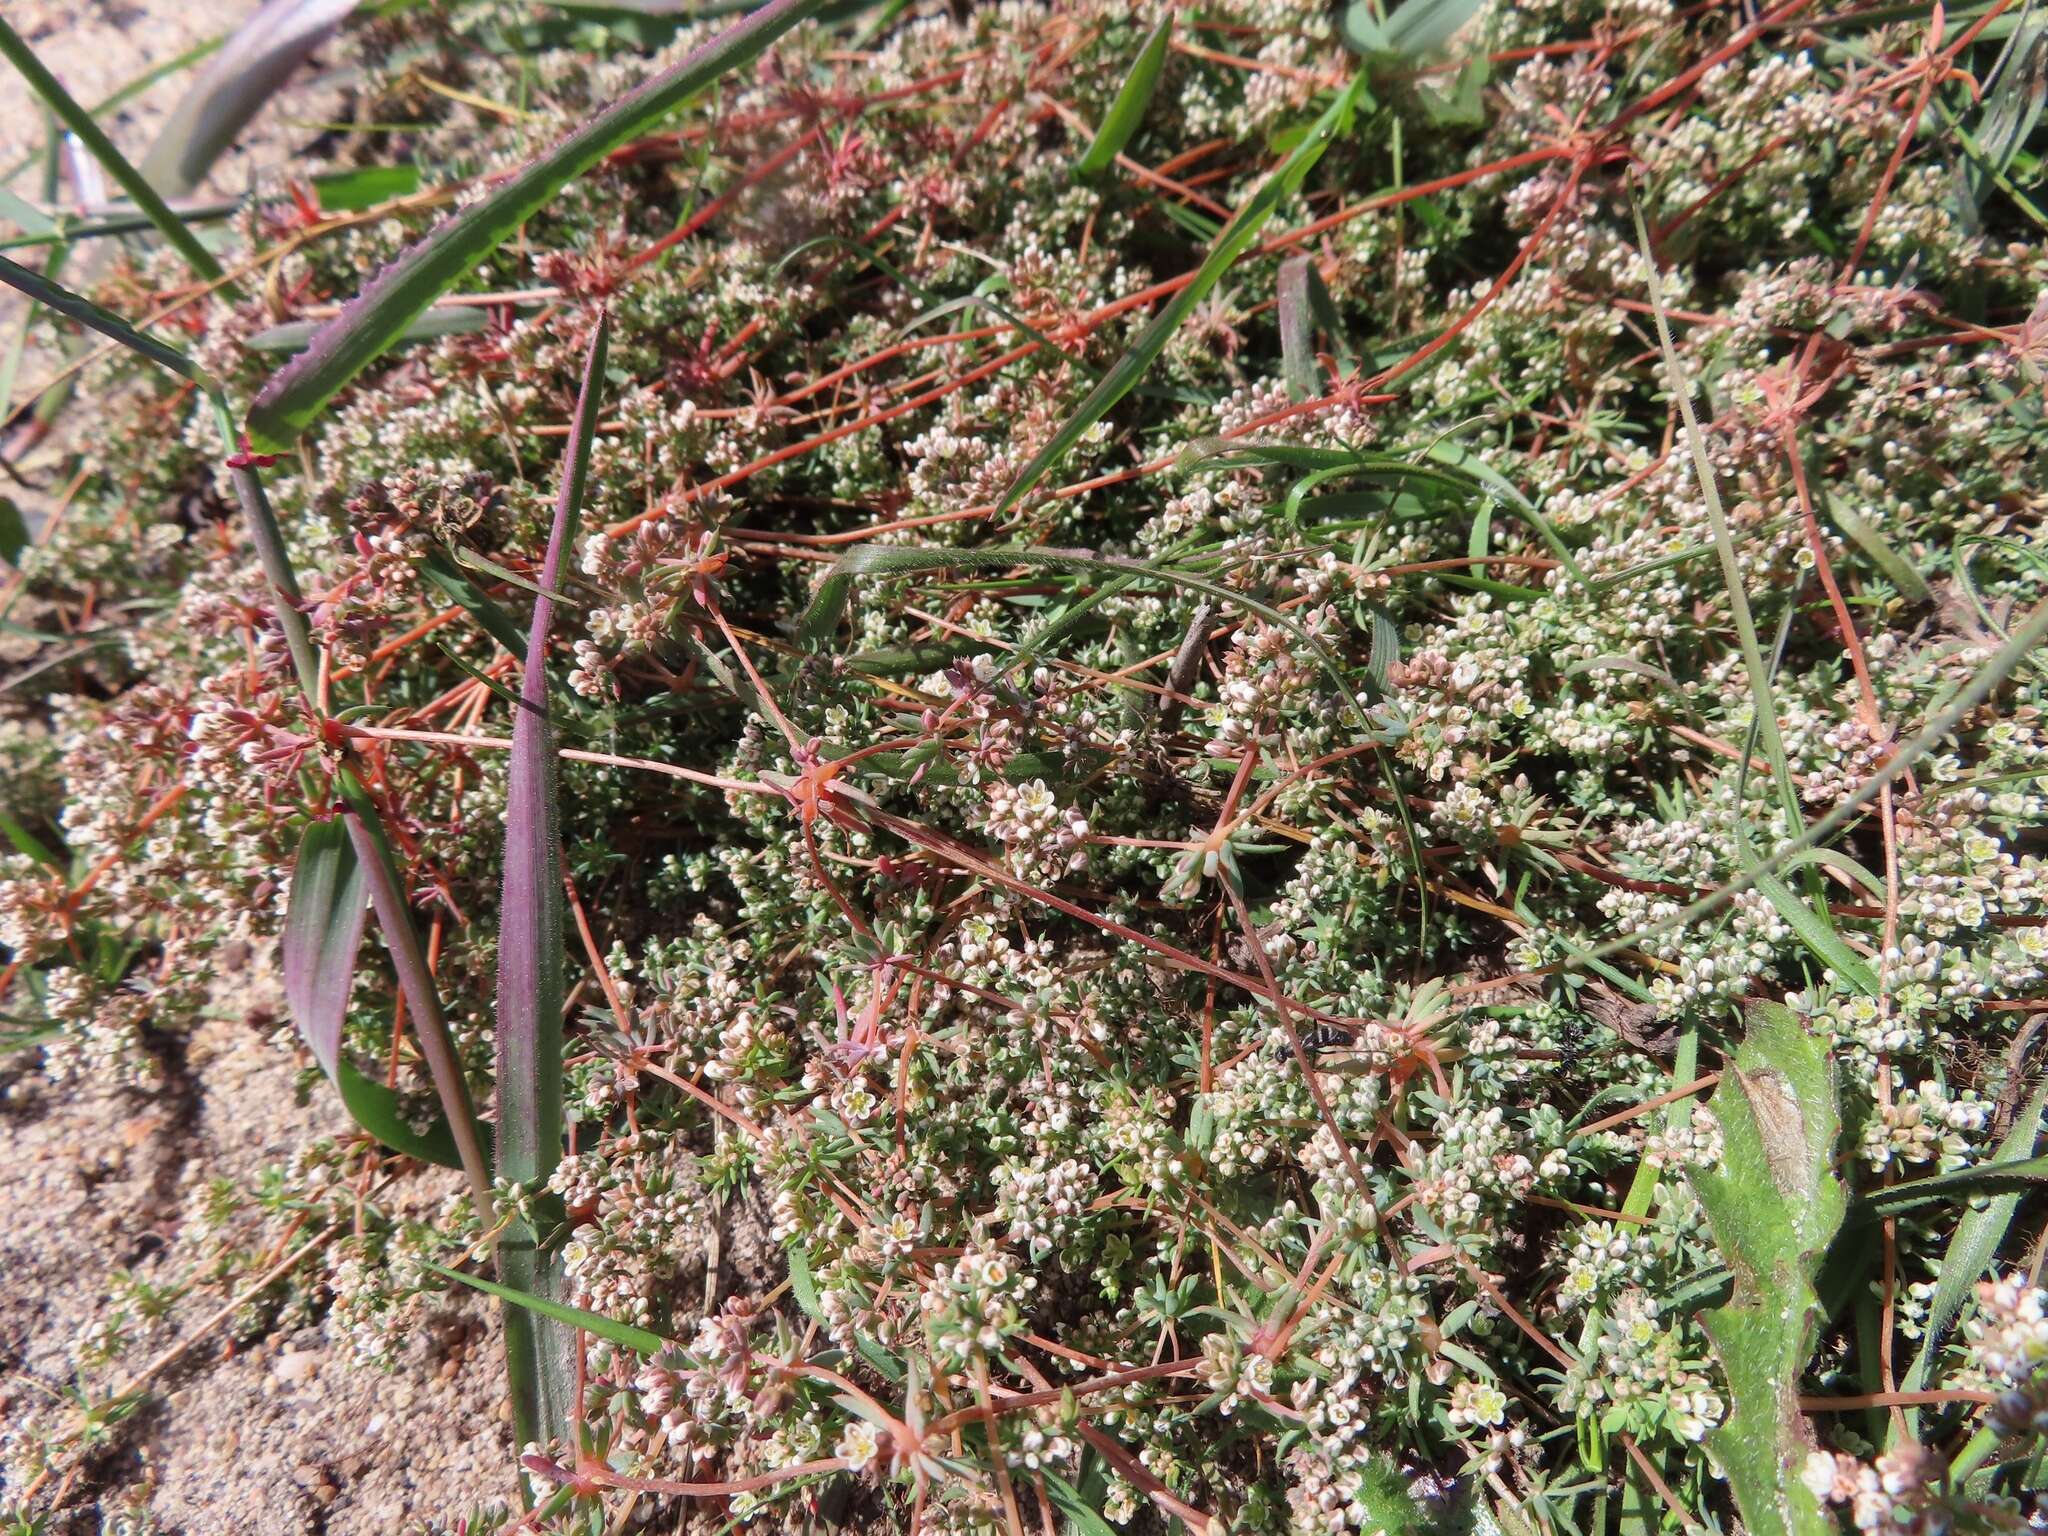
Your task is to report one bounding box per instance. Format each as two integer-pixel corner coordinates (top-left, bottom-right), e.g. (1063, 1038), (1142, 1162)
(281, 815), (464, 1168)
(0, 253), (214, 388)
(1276, 254), (1352, 403)
(245, 0), (824, 451)
(282, 815), (365, 1083)
(496, 312), (609, 1453)
(139, 0), (356, 199)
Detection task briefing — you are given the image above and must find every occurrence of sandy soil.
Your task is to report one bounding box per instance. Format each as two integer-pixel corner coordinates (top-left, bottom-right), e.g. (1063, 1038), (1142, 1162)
(0, 998), (512, 1534)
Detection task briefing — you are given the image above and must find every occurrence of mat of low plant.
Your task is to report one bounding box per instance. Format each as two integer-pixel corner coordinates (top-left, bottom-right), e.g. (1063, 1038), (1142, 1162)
(2, 0), (2047, 1532)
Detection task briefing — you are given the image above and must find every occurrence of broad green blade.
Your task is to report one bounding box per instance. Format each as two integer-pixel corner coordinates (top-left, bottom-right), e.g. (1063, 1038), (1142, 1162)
(281, 817), (462, 1168)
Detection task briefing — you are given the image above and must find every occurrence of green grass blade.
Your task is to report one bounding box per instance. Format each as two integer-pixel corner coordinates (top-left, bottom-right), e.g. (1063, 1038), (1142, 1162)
(246, 0), (825, 450)
(1851, 1154), (2048, 1219)
(1891, 1076), (2048, 1443)
(1075, 17), (1172, 176)
(1748, 865), (1879, 996)
(0, 253), (214, 388)
(249, 304), (491, 355)
(1826, 490), (1931, 603)
(0, 18), (225, 283)
(419, 549), (529, 660)
(996, 70), (1369, 518)
(427, 1263), (666, 1355)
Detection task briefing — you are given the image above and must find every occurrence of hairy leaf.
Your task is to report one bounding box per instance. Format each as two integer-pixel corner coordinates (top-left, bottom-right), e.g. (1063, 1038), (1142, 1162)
(1687, 1002), (1845, 1536)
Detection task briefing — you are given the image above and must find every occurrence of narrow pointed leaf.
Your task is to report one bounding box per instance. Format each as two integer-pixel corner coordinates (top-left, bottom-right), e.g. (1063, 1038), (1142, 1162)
(282, 816), (367, 1082)
(249, 304), (490, 355)
(426, 1263), (666, 1355)
(997, 70), (1368, 518)
(1749, 865), (1879, 997)
(496, 313), (609, 1450)
(1277, 255), (1350, 402)
(1851, 1153), (2048, 1220)
(246, 0), (824, 450)
(1075, 18), (1172, 176)
(0, 254), (213, 387)
(419, 549), (528, 659)
(1892, 1076), (2048, 1443)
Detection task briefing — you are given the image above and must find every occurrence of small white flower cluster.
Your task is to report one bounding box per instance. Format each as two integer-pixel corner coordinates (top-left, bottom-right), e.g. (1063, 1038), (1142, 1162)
(551, 1132), (708, 1326)
(1206, 615), (1322, 751)
(1413, 1103), (1543, 1234)
(991, 1152), (1095, 1261)
(981, 777), (1089, 882)
(919, 1242), (1036, 1367)
(1446, 1380), (1525, 1473)
(1970, 1273), (2048, 1383)
(1304, 1269), (1434, 1390)
(1556, 1220), (1660, 1311)
(1858, 1082), (1990, 1173)
(1002, 1415), (1077, 1474)
(903, 424), (1018, 514)
(1965, 1273), (2048, 1437)
(1198, 1331), (1276, 1417)
(1802, 1445), (1954, 1535)
(1641, 1104), (1724, 1173)
(1560, 1291), (1723, 1443)
(632, 1297), (769, 1472)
